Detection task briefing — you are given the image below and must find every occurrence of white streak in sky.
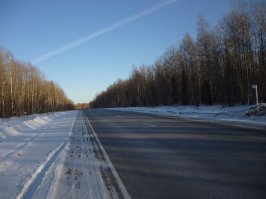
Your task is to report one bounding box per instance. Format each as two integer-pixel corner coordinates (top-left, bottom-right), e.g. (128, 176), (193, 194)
(31, 0), (177, 64)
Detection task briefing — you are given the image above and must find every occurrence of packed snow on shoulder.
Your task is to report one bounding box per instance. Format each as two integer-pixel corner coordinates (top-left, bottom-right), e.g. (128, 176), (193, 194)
(0, 111), (122, 199)
(111, 104), (266, 127)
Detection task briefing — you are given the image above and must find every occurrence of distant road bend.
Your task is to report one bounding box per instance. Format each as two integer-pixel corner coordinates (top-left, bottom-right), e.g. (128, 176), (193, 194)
(84, 109), (266, 199)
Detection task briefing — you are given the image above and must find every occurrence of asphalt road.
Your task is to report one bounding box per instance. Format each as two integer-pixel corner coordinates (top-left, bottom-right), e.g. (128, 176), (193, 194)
(84, 109), (266, 199)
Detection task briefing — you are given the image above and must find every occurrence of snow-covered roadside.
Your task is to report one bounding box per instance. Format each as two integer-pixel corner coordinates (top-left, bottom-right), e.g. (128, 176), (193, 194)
(0, 110), (127, 199)
(0, 112), (65, 141)
(47, 111), (117, 199)
(110, 105), (266, 128)
(0, 111), (77, 199)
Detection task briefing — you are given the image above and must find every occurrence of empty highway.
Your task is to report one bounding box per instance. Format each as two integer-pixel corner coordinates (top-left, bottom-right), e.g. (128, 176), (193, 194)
(84, 109), (266, 199)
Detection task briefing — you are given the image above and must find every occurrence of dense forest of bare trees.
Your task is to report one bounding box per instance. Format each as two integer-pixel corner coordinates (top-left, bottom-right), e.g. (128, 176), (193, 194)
(0, 49), (74, 118)
(91, 2), (266, 108)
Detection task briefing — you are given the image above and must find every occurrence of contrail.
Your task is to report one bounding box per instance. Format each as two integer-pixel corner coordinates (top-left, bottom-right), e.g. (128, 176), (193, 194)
(31, 0), (177, 64)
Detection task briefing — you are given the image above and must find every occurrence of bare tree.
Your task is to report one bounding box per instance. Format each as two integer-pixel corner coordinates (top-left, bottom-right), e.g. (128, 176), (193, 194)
(0, 48), (74, 118)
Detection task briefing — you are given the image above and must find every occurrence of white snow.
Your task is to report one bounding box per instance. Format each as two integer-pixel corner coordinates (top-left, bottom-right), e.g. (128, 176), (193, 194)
(0, 110), (124, 199)
(111, 105), (266, 128)
(1, 105), (263, 198)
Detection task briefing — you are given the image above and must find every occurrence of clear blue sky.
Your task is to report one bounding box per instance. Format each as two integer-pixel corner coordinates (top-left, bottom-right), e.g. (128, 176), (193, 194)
(0, 0), (233, 103)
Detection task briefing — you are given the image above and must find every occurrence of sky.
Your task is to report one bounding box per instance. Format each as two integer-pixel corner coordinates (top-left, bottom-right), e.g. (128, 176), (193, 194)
(0, 0), (234, 103)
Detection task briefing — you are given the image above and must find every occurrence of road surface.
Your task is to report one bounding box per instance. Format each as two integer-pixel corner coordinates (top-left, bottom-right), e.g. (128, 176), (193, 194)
(84, 109), (266, 199)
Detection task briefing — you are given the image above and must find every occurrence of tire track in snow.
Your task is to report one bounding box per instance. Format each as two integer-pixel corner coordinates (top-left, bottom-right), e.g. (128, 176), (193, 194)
(16, 115), (77, 199)
(16, 142), (66, 199)
(49, 111), (108, 199)
(0, 119), (59, 171)
(0, 133), (42, 170)
(79, 112), (102, 199)
(48, 111), (126, 199)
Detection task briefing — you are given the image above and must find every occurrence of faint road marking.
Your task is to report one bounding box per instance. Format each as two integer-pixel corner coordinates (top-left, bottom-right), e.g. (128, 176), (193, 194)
(143, 122), (156, 127)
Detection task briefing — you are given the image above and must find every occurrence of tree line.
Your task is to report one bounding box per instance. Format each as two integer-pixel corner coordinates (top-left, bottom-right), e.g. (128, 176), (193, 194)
(0, 49), (74, 118)
(90, 2), (266, 108)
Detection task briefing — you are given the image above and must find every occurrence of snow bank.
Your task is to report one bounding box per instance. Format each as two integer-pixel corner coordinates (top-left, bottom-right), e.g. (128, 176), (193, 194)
(111, 105), (266, 127)
(0, 112), (66, 140)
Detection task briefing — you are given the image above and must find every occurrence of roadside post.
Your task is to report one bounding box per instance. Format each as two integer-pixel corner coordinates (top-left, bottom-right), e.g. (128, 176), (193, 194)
(251, 84), (259, 109)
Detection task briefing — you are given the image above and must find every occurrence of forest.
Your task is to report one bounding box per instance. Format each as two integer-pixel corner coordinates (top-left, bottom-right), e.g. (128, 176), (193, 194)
(0, 49), (74, 118)
(90, 2), (266, 108)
